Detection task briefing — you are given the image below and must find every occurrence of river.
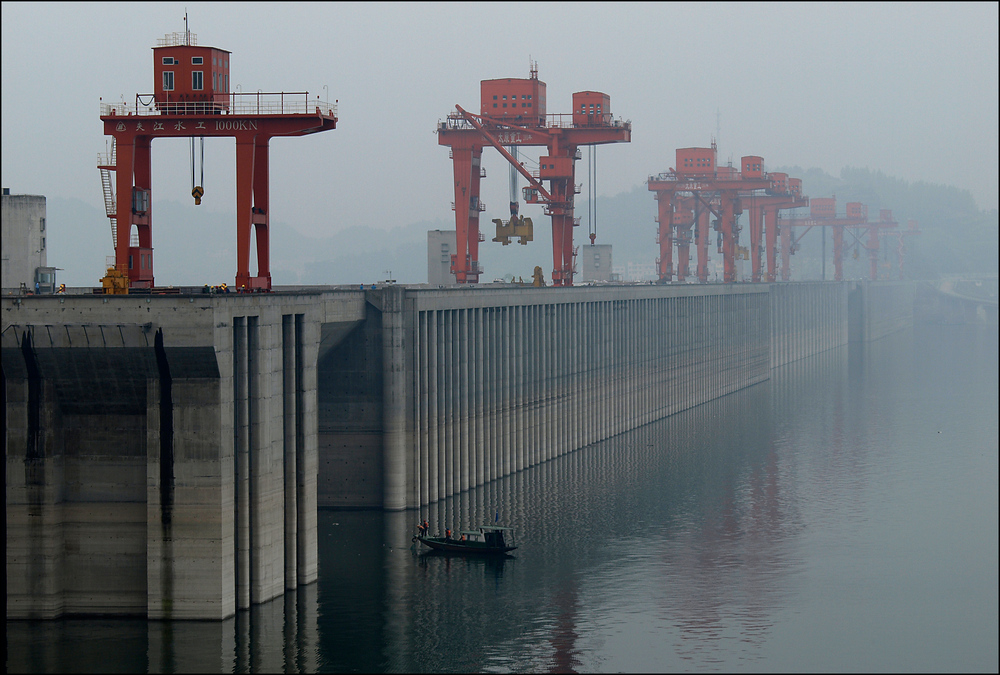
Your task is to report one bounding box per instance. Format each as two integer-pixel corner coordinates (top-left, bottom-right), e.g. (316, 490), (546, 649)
(7, 323), (998, 673)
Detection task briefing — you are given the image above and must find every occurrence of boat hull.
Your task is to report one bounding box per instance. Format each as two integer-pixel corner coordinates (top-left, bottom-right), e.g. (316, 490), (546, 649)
(414, 535), (516, 555)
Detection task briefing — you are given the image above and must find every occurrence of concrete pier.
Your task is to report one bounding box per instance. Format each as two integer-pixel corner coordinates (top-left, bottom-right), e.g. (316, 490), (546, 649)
(4, 280), (915, 619)
(4, 291), (364, 619)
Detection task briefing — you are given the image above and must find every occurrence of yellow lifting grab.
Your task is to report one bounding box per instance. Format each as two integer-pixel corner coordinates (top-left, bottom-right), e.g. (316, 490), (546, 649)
(191, 136), (205, 205)
(492, 216), (533, 246)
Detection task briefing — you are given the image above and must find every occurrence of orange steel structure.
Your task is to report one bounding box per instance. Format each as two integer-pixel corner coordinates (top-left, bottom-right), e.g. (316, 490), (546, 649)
(743, 173), (808, 282)
(891, 219), (920, 280)
(437, 67), (631, 286)
(648, 145), (779, 283)
(851, 209), (898, 281)
(777, 199), (868, 282)
(100, 28), (337, 291)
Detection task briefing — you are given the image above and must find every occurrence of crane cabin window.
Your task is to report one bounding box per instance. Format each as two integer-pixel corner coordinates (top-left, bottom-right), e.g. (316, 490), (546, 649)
(192, 71), (204, 90)
(192, 56), (203, 65)
(162, 71), (174, 91)
(162, 57), (176, 65)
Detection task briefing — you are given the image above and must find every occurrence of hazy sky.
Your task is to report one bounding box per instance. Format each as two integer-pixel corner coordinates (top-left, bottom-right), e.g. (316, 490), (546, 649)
(2, 2), (997, 244)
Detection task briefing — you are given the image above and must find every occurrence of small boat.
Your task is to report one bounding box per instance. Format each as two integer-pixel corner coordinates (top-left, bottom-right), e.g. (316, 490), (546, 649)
(413, 525), (517, 555)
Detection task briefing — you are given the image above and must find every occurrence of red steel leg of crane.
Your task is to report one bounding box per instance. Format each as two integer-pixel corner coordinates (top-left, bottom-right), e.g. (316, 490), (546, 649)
(780, 216), (791, 281)
(657, 193), (674, 282)
(548, 172), (574, 287)
(235, 136), (256, 290)
(676, 223), (691, 282)
(132, 137), (154, 288)
(749, 202), (763, 282)
(720, 192), (737, 283)
(551, 208), (574, 286)
(697, 206), (710, 282)
(764, 206), (778, 282)
(251, 137), (271, 290)
(114, 134), (135, 277)
(867, 225), (879, 281)
(467, 148), (483, 283)
(833, 225), (844, 282)
(450, 146), (474, 284)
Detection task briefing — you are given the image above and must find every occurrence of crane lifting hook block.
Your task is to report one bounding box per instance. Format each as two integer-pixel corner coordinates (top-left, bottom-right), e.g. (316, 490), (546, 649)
(192, 185), (204, 205)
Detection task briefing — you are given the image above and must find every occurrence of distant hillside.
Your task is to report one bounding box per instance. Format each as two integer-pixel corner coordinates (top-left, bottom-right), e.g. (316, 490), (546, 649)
(44, 167), (996, 287)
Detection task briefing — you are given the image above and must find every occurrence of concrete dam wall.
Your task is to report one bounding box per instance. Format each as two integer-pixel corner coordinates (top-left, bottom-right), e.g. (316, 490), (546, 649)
(4, 281), (914, 619)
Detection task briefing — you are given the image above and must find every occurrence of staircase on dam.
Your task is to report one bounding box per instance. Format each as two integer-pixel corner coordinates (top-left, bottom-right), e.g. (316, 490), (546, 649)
(3, 281), (915, 619)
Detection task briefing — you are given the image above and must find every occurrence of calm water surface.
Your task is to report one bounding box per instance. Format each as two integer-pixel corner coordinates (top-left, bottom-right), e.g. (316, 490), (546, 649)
(7, 324), (998, 673)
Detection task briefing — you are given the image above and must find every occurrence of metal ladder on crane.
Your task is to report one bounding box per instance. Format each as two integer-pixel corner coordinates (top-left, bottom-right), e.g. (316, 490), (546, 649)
(97, 138), (117, 250)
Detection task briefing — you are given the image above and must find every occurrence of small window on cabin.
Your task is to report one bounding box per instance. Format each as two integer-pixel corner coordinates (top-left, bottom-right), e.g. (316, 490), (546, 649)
(527, 102), (531, 108)
(503, 103), (507, 108)
(40, 217), (45, 231)
(41, 237), (46, 249)
(213, 57), (217, 66)
(502, 95), (507, 100)
(162, 57), (174, 65)
(493, 103), (497, 108)
(163, 71), (174, 91)
(192, 56), (203, 65)
(493, 95), (497, 100)
(192, 71), (204, 90)
(214, 72), (218, 90)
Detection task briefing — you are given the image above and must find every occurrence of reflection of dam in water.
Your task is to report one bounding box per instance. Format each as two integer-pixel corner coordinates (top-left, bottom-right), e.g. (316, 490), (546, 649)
(7, 323), (995, 672)
(4, 280), (914, 619)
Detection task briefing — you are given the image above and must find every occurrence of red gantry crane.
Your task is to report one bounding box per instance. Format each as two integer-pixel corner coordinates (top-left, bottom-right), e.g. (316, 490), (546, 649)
(648, 144), (777, 283)
(848, 208), (898, 281)
(437, 65), (631, 286)
(776, 198), (868, 282)
(98, 22), (337, 292)
(890, 219), (920, 280)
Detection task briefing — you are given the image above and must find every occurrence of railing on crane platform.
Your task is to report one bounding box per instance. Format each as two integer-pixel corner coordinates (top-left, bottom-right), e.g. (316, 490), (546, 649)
(100, 92), (337, 118)
(439, 113), (631, 132)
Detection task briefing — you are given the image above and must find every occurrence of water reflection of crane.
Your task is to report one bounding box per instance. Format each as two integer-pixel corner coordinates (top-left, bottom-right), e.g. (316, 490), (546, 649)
(548, 583), (581, 674)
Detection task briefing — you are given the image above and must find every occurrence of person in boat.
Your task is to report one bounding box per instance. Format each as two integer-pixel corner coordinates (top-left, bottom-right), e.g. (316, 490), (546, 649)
(460, 534), (466, 542)
(445, 529), (452, 540)
(418, 520), (429, 537)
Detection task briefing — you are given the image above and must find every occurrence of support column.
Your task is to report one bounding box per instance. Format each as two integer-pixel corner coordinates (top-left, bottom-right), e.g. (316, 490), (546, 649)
(451, 147), (474, 284)
(235, 137), (256, 291)
(657, 192), (674, 282)
(381, 286), (407, 510)
(749, 201), (763, 282)
(281, 315), (297, 590)
(250, 137), (271, 291)
(233, 317), (250, 610)
(780, 215), (792, 281)
(113, 134), (135, 276)
(765, 206), (778, 282)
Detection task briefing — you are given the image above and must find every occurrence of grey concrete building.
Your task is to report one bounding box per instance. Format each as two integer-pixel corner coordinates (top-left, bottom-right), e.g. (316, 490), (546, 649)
(427, 230), (456, 285)
(578, 244), (613, 282)
(2, 189), (52, 293)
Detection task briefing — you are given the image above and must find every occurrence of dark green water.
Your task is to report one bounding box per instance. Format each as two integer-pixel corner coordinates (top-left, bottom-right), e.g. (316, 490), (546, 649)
(7, 324), (998, 673)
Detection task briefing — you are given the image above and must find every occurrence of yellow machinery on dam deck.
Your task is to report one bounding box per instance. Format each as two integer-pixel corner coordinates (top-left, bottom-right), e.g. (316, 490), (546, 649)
(3, 281), (914, 619)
